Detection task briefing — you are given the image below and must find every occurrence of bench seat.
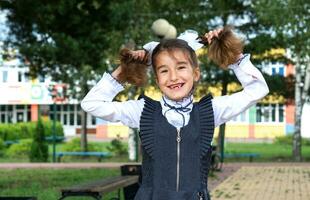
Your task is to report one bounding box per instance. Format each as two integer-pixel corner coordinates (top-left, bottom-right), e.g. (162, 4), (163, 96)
(56, 152), (111, 162)
(59, 175), (139, 200)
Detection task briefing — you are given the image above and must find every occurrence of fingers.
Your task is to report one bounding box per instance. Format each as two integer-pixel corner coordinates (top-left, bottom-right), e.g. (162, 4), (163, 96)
(204, 28), (223, 44)
(131, 50), (146, 60)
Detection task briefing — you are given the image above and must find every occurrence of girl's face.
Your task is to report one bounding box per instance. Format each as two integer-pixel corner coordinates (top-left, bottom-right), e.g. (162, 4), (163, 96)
(154, 49), (200, 101)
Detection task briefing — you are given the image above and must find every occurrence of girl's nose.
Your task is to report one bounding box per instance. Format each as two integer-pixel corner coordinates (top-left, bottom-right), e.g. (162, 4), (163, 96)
(169, 69), (178, 81)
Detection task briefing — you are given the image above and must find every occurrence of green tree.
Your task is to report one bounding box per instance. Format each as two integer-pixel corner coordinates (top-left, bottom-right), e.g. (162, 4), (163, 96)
(0, 0), (150, 151)
(254, 0), (310, 161)
(29, 118), (48, 162)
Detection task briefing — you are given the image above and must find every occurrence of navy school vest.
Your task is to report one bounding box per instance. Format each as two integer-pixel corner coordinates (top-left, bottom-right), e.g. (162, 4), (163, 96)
(134, 94), (215, 200)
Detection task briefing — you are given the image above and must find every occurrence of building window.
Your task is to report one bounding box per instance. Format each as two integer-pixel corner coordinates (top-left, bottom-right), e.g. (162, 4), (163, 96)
(48, 104), (91, 127)
(256, 103), (285, 123)
(18, 71), (23, 82)
(279, 105), (284, 122)
(272, 67), (276, 75)
(0, 105), (28, 123)
(2, 71), (8, 82)
(279, 67), (284, 76)
(38, 74), (45, 82)
(270, 64), (285, 76)
(15, 105), (28, 122)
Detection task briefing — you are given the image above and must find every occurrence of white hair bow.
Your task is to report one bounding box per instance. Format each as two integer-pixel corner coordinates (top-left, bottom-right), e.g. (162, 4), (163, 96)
(143, 29), (204, 55)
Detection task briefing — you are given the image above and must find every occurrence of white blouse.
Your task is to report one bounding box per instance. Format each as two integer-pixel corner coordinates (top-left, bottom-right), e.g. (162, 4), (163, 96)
(81, 54), (269, 129)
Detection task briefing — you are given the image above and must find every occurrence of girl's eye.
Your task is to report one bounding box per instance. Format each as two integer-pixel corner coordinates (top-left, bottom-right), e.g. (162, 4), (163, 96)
(159, 69), (168, 74)
(178, 66), (187, 70)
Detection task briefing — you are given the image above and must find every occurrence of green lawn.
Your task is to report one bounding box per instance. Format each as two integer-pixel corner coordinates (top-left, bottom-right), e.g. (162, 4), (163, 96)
(0, 168), (121, 200)
(224, 142), (310, 162)
(2, 140), (310, 163)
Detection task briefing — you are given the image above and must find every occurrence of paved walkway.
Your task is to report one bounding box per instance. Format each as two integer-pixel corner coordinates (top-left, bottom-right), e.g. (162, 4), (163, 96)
(210, 164), (310, 200)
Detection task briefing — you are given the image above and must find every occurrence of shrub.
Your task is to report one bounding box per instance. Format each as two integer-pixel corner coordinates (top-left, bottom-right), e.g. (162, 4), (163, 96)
(0, 138), (4, 156)
(6, 139), (32, 157)
(273, 135), (310, 146)
(62, 138), (99, 152)
(29, 118), (49, 162)
(273, 135), (293, 145)
(107, 136), (127, 156)
(0, 120), (64, 141)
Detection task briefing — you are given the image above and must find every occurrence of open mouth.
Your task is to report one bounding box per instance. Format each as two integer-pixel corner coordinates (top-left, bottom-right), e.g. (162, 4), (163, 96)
(168, 83), (185, 90)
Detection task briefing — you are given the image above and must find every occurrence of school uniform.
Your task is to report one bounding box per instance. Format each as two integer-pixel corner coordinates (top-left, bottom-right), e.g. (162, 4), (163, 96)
(81, 54), (269, 200)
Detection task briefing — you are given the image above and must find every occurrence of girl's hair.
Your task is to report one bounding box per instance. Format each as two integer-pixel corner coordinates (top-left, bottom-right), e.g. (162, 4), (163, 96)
(151, 39), (199, 72)
(118, 48), (149, 86)
(206, 26), (244, 68)
(118, 26), (243, 86)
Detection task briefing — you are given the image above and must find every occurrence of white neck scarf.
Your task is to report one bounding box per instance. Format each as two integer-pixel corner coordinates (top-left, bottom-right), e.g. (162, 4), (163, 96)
(160, 94), (194, 129)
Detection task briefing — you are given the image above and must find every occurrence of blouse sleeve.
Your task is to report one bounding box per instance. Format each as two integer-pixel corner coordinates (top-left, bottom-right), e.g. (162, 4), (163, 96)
(212, 54), (269, 127)
(80, 73), (144, 128)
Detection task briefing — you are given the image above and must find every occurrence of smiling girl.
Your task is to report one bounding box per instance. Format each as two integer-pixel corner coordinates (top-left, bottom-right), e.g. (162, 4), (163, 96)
(81, 26), (269, 200)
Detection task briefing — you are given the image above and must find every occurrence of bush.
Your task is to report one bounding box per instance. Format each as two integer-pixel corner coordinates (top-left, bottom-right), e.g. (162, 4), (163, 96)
(62, 138), (100, 152)
(107, 136), (127, 156)
(29, 118), (49, 162)
(273, 135), (293, 145)
(0, 120), (64, 141)
(6, 139), (32, 158)
(273, 135), (310, 146)
(0, 138), (5, 156)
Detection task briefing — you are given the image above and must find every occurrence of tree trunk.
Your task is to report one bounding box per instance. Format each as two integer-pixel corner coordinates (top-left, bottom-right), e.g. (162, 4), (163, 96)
(302, 66), (310, 101)
(293, 64), (302, 161)
(80, 83), (89, 152)
(217, 71), (228, 162)
(127, 86), (138, 160)
(80, 110), (88, 152)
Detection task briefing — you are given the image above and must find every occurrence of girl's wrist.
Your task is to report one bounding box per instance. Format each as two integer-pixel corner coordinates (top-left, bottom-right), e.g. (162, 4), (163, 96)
(111, 66), (125, 84)
(237, 53), (244, 60)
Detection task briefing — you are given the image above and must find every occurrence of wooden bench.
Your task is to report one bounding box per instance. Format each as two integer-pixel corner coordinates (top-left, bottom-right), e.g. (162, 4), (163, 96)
(56, 152), (111, 162)
(59, 164), (141, 200)
(224, 153), (260, 162)
(59, 175), (139, 200)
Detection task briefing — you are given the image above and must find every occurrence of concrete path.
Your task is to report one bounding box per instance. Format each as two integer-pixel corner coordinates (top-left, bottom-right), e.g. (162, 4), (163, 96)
(210, 164), (310, 200)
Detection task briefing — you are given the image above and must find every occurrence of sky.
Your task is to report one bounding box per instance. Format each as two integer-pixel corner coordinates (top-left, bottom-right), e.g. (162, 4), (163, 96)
(0, 10), (9, 41)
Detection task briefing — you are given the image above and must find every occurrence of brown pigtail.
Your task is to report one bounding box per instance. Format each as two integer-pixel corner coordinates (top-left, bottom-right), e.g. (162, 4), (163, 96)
(118, 48), (149, 87)
(207, 26), (244, 68)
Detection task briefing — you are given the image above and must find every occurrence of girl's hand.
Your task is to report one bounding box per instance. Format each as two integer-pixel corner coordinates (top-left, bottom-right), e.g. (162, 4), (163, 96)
(204, 28), (223, 44)
(130, 50), (147, 61)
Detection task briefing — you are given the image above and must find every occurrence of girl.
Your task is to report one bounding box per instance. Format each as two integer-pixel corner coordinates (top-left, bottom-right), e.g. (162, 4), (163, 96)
(81, 27), (269, 200)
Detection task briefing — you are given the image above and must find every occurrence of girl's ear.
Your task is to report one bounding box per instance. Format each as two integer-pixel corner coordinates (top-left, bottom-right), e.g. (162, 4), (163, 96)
(194, 67), (201, 82)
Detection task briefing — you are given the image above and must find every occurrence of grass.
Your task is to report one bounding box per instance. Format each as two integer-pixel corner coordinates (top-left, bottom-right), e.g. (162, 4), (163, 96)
(0, 168), (121, 200)
(224, 142), (310, 162)
(0, 140), (131, 163)
(2, 139), (310, 163)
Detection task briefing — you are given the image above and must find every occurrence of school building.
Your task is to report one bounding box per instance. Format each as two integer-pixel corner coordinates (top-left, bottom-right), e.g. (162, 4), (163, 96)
(1, 52), (309, 140)
(0, 55), (97, 136)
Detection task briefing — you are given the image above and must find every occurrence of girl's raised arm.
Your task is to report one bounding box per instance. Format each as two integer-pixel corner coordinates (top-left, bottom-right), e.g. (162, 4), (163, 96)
(202, 27), (269, 127)
(81, 50), (148, 128)
(212, 55), (269, 127)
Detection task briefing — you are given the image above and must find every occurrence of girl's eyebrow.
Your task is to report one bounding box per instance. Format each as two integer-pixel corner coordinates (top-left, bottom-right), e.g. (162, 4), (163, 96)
(177, 61), (189, 65)
(157, 65), (168, 70)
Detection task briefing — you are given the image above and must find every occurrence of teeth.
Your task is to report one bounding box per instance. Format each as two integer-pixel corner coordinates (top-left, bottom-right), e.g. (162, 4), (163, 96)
(170, 84), (182, 89)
